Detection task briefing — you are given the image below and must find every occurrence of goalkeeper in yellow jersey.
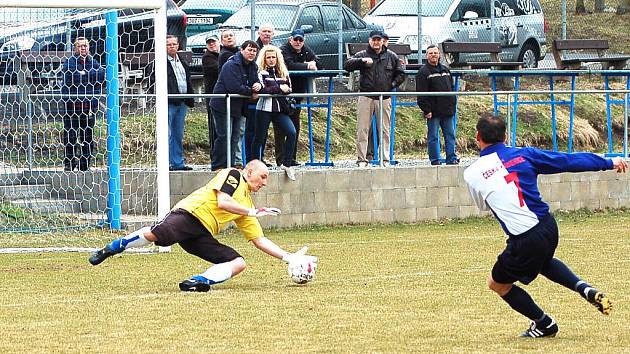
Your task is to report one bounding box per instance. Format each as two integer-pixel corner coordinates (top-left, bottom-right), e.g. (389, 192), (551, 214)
(89, 159), (315, 292)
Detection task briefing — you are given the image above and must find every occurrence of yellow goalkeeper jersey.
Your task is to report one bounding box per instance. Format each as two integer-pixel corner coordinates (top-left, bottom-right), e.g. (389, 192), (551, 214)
(173, 168), (263, 241)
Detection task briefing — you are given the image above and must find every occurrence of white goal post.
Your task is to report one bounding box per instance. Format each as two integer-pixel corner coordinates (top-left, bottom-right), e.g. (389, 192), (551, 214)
(0, 0), (170, 253)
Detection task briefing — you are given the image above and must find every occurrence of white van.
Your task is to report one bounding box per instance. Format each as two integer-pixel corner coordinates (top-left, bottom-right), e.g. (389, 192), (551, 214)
(364, 0), (547, 68)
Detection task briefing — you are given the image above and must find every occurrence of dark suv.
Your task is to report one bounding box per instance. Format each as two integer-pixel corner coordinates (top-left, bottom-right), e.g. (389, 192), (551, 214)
(0, 0), (187, 85)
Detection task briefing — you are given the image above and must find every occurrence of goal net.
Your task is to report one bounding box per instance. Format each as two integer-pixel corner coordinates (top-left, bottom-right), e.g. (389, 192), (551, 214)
(0, 1), (172, 252)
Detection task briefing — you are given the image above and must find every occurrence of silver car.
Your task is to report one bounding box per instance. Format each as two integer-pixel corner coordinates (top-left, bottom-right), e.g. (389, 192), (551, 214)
(364, 0), (547, 68)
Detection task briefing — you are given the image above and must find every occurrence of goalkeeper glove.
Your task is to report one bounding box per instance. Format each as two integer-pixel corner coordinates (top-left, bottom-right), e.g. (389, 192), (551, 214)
(282, 246), (318, 264)
(248, 207), (281, 217)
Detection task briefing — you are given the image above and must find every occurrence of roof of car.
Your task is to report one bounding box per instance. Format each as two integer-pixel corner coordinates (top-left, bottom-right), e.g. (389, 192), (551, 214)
(255, 0), (339, 5)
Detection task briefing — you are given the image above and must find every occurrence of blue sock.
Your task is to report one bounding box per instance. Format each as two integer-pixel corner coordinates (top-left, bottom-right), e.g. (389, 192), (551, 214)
(501, 285), (545, 321)
(541, 258), (589, 298)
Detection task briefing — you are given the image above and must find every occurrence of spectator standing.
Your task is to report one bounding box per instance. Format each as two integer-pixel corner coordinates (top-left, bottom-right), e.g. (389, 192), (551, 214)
(242, 23), (277, 165)
(279, 28), (321, 167)
(416, 44), (459, 165)
(464, 113), (626, 337)
(256, 23), (275, 49)
(218, 29), (238, 69)
(61, 37), (104, 171)
(210, 40), (261, 171)
(166, 35), (195, 171)
(202, 34), (220, 158)
(343, 30), (405, 167)
(252, 45), (297, 181)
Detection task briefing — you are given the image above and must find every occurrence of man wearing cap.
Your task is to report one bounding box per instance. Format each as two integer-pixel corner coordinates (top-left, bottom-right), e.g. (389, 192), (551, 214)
(278, 28), (322, 167)
(344, 30), (405, 168)
(203, 34), (220, 157)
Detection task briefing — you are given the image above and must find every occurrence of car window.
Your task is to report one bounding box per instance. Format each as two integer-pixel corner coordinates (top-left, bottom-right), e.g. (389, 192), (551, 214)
(515, 0), (542, 14)
(368, 0), (453, 16)
(342, 9), (354, 30)
(494, 0), (526, 17)
(297, 6), (324, 33)
(345, 8), (366, 29)
(451, 0), (489, 21)
(321, 5), (344, 31)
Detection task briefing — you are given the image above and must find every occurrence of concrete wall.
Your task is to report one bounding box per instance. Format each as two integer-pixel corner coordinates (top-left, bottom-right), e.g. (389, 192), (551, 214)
(169, 165), (630, 228)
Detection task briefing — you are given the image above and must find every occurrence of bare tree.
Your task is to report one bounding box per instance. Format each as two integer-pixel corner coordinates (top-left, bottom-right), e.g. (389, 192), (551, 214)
(618, 0), (630, 14)
(576, 0), (587, 13)
(594, 0), (606, 12)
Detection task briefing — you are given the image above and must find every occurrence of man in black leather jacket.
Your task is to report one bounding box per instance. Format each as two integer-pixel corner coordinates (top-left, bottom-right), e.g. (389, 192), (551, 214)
(344, 30), (405, 167)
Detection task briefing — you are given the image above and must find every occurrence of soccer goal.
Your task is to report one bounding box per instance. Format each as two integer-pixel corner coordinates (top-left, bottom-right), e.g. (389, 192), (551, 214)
(0, 0), (171, 253)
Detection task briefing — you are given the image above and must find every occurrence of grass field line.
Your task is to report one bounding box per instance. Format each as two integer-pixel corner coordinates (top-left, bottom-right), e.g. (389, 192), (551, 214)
(304, 235), (498, 247)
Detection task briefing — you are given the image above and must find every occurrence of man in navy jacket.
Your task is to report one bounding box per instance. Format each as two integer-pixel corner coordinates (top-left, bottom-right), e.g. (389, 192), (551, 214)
(210, 40), (261, 171)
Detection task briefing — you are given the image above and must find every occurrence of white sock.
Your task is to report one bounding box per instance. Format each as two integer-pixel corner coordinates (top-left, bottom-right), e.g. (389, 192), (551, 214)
(199, 262), (233, 285)
(121, 226), (152, 249)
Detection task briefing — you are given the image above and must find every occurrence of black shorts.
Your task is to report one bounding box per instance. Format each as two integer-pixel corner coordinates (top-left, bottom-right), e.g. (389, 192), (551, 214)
(491, 214), (559, 285)
(151, 209), (241, 264)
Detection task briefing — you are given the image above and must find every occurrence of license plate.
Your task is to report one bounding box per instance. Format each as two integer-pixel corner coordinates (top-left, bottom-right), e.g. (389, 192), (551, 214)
(192, 57), (202, 67)
(188, 16), (213, 25)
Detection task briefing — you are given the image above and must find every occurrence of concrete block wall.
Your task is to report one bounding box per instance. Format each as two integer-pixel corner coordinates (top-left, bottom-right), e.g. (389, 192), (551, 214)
(168, 165), (630, 229)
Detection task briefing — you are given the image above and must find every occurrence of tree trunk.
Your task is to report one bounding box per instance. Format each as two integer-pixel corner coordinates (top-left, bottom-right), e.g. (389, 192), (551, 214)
(576, 0), (587, 14)
(352, 0), (361, 15)
(618, 0), (630, 14)
(594, 0), (606, 12)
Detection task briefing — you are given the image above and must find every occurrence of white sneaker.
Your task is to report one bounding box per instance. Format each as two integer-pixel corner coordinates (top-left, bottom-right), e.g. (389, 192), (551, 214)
(357, 161), (368, 168)
(383, 161), (390, 167)
(281, 165), (296, 181)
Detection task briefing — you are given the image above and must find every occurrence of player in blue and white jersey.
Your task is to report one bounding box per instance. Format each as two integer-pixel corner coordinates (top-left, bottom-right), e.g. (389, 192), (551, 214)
(464, 113), (628, 338)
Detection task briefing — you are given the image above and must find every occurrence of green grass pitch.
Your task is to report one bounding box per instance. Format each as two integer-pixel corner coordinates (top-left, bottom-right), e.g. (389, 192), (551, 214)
(1, 210), (629, 353)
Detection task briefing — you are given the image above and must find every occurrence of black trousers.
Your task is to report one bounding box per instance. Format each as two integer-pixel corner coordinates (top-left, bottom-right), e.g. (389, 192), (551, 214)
(63, 103), (95, 170)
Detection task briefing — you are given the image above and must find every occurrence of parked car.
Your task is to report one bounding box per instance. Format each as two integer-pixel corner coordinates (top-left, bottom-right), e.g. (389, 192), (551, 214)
(179, 0), (250, 38)
(186, 0), (382, 72)
(363, 0), (547, 68)
(0, 0), (187, 85)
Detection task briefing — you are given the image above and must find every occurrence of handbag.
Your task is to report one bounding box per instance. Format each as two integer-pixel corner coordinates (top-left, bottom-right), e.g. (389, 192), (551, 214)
(278, 96), (298, 116)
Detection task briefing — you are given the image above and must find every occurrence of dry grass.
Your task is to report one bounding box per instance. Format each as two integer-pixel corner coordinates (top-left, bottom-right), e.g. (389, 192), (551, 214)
(2, 210), (629, 353)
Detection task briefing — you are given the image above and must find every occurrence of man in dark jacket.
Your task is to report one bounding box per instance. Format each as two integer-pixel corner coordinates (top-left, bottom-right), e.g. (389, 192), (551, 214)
(344, 30), (405, 167)
(61, 37), (105, 171)
(202, 34), (220, 157)
(218, 29), (238, 70)
(278, 28), (322, 167)
(167, 35), (195, 171)
(210, 40), (261, 171)
(416, 44), (459, 166)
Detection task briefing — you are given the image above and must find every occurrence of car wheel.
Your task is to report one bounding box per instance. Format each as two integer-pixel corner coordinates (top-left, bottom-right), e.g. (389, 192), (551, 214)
(518, 43), (538, 68)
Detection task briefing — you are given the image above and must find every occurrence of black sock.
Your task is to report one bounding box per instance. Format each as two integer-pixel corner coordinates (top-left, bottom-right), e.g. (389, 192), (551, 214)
(501, 285), (545, 321)
(541, 258), (590, 299)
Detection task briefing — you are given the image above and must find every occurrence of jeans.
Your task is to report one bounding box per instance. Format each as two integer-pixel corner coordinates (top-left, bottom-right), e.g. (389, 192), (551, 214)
(426, 115), (458, 164)
(243, 107), (257, 163)
(252, 110), (296, 166)
(211, 108), (243, 170)
(168, 103), (188, 168)
(274, 104), (301, 165)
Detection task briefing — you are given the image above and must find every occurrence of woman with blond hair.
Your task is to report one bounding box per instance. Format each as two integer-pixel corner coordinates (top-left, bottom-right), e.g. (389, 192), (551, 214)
(251, 45), (297, 180)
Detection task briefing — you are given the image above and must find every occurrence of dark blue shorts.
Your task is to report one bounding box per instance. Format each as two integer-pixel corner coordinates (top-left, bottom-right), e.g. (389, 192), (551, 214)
(151, 209), (241, 264)
(491, 214), (559, 285)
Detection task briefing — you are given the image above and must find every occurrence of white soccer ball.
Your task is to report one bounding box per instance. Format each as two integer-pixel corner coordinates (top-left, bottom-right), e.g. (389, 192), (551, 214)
(287, 257), (317, 284)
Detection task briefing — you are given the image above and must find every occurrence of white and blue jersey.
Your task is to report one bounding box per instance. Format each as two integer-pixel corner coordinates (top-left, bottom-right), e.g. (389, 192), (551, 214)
(464, 143), (613, 237)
